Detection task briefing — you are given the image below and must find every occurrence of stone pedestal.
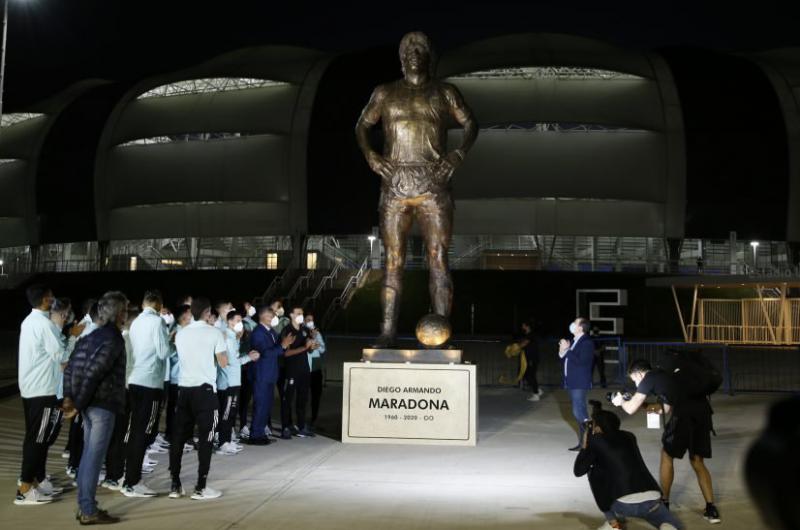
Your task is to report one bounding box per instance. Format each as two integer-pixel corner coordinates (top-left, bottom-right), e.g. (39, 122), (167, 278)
(341, 361), (477, 446)
(361, 348), (462, 364)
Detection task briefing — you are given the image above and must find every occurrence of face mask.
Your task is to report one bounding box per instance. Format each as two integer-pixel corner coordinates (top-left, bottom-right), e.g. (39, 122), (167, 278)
(306, 321), (315, 330)
(294, 315), (305, 325)
(247, 306), (256, 317)
(270, 316), (280, 327)
(569, 322), (578, 335)
(162, 313), (175, 326)
(276, 307), (285, 317)
(233, 322), (244, 333)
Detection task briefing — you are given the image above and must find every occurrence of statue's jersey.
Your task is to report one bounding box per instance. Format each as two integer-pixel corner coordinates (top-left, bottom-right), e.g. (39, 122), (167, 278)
(360, 79), (472, 199)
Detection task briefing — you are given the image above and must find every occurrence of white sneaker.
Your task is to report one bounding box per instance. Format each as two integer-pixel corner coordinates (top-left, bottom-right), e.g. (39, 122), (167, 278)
(155, 433), (170, 446)
(142, 456), (158, 467)
(101, 479), (122, 491)
(169, 485), (185, 499)
(183, 443), (195, 453)
(141, 465), (155, 475)
(37, 479), (63, 496)
(14, 488), (52, 505)
(191, 487), (222, 500)
(61, 450), (70, 459)
(215, 442), (241, 455)
(239, 426), (250, 440)
(536, 388), (544, 396)
(527, 393), (541, 402)
(659, 525), (678, 530)
(121, 483), (157, 498)
(147, 444), (168, 454)
(596, 523), (617, 530)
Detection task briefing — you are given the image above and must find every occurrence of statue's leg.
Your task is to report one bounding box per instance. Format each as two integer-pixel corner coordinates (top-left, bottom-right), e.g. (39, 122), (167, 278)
(417, 194), (454, 318)
(377, 197), (413, 344)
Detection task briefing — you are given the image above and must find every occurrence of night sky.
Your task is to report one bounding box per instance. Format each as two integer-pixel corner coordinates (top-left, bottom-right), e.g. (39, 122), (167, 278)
(6, 1), (800, 241)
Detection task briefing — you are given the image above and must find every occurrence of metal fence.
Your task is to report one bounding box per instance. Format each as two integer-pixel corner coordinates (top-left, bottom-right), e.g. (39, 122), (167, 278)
(0, 332), (796, 394)
(318, 335), (797, 395)
(621, 341), (800, 394)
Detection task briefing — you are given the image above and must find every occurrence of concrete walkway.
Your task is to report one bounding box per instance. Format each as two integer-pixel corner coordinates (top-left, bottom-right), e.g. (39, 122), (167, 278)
(0, 386), (771, 529)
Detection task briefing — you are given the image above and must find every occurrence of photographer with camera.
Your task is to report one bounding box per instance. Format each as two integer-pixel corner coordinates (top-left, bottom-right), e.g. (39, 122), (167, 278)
(611, 359), (721, 525)
(574, 402), (683, 530)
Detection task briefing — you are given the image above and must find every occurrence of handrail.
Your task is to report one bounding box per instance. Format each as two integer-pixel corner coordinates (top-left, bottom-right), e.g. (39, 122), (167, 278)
(321, 257), (370, 329)
(286, 269), (315, 301)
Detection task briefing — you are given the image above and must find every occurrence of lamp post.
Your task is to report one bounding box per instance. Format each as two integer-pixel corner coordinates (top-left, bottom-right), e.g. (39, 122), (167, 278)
(0, 0), (9, 124)
(750, 241), (760, 271)
(367, 235), (376, 268)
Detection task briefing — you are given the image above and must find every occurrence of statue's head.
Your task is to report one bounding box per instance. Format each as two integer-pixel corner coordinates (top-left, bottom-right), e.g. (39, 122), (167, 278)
(399, 31), (433, 78)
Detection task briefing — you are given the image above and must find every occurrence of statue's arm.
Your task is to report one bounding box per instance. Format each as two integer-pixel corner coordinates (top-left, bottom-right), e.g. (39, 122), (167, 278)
(355, 86), (393, 179)
(355, 85), (385, 159)
(444, 83), (478, 163)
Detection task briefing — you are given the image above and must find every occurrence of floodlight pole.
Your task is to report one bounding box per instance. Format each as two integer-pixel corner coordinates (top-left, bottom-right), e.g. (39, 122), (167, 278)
(0, 0), (8, 126)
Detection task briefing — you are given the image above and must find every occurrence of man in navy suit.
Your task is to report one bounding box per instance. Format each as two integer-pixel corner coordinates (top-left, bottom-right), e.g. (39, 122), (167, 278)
(246, 306), (295, 445)
(559, 317), (594, 451)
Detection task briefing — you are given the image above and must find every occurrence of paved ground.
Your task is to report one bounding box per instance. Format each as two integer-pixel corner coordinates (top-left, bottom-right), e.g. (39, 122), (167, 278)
(0, 386), (775, 529)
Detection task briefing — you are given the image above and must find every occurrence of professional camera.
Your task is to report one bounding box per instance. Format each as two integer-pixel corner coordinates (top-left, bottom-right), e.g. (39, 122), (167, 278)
(605, 391), (632, 403)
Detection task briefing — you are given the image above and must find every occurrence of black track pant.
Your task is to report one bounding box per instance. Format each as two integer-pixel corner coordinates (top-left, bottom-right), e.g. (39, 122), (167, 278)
(67, 413), (84, 470)
(524, 356), (540, 394)
(281, 371), (309, 430)
(238, 366), (252, 431)
(169, 384), (218, 490)
(104, 391), (130, 482)
(310, 370), (323, 424)
(217, 387), (239, 445)
(123, 384), (164, 487)
(164, 383), (179, 440)
(21, 396), (63, 484)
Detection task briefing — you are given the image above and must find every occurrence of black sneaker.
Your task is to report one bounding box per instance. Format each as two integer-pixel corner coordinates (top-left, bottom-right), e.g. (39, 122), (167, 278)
(78, 509), (120, 525)
(704, 504), (721, 524)
(280, 428), (292, 440)
(290, 425), (300, 436)
(295, 428), (315, 438)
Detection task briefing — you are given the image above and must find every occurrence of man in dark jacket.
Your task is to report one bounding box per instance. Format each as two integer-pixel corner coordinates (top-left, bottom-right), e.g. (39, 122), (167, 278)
(558, 317), (595, 450)
(247, 306), (294, 444)
(63, 291), (128, 525)
(574, 407), (684, 530)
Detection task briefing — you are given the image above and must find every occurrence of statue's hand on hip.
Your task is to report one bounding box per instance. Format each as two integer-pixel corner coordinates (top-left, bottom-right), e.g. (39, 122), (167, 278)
(367, 152), (394, 181)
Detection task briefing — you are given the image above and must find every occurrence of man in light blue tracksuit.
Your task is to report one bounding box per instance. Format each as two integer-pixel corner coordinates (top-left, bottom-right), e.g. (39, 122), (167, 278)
(216, 310), (258, 454)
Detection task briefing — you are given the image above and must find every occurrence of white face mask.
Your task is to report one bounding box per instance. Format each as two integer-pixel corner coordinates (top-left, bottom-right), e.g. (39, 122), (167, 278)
(569, 322), (578, 335)
(294, 314), (305, 325)
(270, 315), (280, 328)
(247, 306), (256, 317)
(233, 322), (244, 333)
(276, 307), (285, 317)
(306, 321), (315, 330)
(161, 313), (175, 326)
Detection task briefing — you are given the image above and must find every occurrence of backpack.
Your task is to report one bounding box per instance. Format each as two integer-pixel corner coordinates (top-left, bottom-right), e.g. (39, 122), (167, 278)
(660, 348), (723, 398)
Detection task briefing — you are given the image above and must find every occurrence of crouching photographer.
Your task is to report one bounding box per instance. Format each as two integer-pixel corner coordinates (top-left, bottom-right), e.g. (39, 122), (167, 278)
(574, 402), (684, 530)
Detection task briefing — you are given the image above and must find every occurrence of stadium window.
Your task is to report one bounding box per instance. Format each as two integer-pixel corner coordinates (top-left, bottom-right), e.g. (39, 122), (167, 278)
(129, 256), (137, 271)
(266, 253), (278, 270)
(306, 252), (318, 270)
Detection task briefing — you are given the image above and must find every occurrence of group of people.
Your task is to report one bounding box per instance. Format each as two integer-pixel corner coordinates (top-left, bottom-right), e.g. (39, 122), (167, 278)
(558, 317), (721, 529)
(14, 283), (326, 525)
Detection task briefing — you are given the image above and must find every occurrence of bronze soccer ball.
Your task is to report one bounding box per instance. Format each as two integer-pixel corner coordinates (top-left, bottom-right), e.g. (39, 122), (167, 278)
(415, 314), (451, 347)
